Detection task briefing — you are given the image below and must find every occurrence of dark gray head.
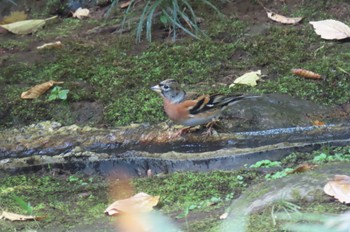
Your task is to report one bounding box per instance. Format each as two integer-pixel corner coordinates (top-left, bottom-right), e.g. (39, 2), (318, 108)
(151, 79), (186, 103)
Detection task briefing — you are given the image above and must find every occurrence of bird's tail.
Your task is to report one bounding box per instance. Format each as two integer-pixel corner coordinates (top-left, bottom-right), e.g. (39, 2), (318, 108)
(224, 94), (260, 107)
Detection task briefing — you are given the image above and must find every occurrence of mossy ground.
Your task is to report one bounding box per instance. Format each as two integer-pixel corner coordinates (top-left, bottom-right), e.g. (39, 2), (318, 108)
(1, 0), (350, 129)
(1, 0), (350, 231)
(1, 146), (350, 231)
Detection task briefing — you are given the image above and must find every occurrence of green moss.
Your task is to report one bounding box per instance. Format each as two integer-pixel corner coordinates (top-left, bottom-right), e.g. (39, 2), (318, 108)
(133, 170), (258, 211)
(0, 174), (109, 231)
(187, 217), (220, 232)
(281, 146), (350, 166)
(247, 199), (350, 232)
(0, 39), (29, 50)
(1, 0), (350, 129)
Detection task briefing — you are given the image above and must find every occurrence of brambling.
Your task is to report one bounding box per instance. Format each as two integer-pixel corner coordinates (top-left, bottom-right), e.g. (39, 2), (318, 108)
(151, 79), (257, 135)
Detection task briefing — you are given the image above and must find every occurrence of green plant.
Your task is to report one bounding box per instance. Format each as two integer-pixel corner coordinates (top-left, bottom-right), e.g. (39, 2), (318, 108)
(312, 153), (328, 163)
(271, 201), (301, 226)
(250, 159), (281, 168)
(48, 86), (69, 101)
(265, 168), (294, 180)
(176, 196), (222, 219)
(13, 195), (33, 215)
(67, 175), (90, 186)
(236, 175), (248, 187)
(111, 0), (221, 42)
(313, 152), (350, 164)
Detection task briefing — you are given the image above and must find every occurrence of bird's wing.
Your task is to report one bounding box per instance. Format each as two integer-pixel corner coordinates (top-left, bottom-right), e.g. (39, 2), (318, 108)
(188, 94), (245, 115)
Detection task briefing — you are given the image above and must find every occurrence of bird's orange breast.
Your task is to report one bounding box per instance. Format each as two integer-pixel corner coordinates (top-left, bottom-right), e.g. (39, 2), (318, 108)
(163, 98), (195, 123)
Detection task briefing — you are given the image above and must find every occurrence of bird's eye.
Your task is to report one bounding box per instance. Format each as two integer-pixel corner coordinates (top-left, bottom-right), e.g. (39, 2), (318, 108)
(163, 85), (169, 90)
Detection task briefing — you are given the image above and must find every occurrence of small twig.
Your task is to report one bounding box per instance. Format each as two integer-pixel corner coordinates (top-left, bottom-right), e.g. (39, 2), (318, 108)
(182, 7), (193, 30)
(337, 67), (350, 77)
(313, 44), (325, 57)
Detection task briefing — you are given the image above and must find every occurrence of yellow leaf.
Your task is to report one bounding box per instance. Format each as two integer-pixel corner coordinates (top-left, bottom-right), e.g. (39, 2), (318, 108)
(0, 211), (45, 221)
(0, 11), (28, 25)
(324, 175), (350, 204)
(104, 192), (160, 216)
(267, 11), (303, 25)
(310, 19), (350, 40)
(72, 8), (90, 19)
(229, 70), (261, 87)
(0, 15), (57, 35)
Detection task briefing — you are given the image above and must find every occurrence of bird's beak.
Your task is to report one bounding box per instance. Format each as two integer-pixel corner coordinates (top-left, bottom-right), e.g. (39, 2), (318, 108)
(151, 84), (161, 93)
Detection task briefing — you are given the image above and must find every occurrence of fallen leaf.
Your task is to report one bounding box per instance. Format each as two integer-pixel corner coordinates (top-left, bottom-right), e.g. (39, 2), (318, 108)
(120, 1), (131, 9)
(219, 212), (228, 220)
(37, 41), (63, 50)
(0, 211), (45, 221)
(0, 11), (27, 24)
(0, 15), (57, 35)
(21, 80), (64, 99)
(313, 120), (325, 126)
(73, 8), (90, 19)
(324, 175), (350, 204)
(105, 192), (160, 216)
(286, 164), (317, 174)
(310, 19), (350, 40)
(267, 11), (303, 25)
(229, 70), (261, 87)
(291, 68), (321, 79)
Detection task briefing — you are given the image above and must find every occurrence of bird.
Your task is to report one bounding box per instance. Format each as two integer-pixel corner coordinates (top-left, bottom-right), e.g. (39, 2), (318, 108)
(151, 79), (257, 135)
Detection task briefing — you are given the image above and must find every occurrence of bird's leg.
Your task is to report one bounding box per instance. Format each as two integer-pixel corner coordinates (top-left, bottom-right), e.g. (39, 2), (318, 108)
(168, 126), (192, 139)
(202, 119), (220, 136)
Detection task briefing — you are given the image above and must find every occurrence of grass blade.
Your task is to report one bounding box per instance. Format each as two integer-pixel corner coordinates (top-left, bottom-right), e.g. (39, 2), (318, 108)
(181, 0), (197, 23)
(14, 195), (33, 215)
(202, 0), (223, 16)
(6, 0), (17, 5)
(121, 0), (138, 26)
(136, 1), (151, 42)
(146, 0), (163, 41)
(162, 9), (200, 40)
(105, 0), (119, 18)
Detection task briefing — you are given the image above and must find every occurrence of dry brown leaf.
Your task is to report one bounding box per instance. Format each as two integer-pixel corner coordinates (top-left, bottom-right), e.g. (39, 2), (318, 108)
(291, 68), (322, 79)
(105, 192), (160, 216)
(0, 211), (45, 221)
(37, 41), (63, 50)
(324, 175), (350, 204)
(286, 164), (317, 174)
(120, 1), (131, 9)
(310, 19), (350, 40)
(21, 80), (64, 99)
(0, 11), (28, 25)
(72, 8), (90, 19)
(313, 120), (325, 126)
(267, 11), (303, 25)
(219, 212), (228, 220)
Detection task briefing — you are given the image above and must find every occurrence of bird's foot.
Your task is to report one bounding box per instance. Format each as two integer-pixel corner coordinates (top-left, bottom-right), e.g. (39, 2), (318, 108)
(168, 126), (192, 139)
(202, 120), (220, 136)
